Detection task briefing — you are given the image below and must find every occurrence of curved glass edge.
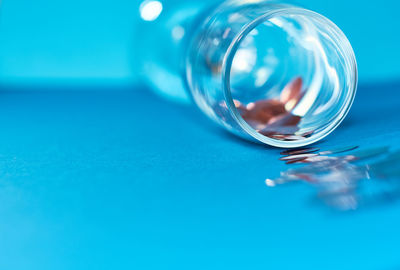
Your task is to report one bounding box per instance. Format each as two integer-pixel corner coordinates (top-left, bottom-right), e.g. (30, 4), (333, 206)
(222, 7), (358, 148)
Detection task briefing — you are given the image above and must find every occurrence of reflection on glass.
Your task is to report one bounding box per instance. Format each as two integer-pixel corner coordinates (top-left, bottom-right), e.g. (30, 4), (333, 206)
(139, 0), (163, 22)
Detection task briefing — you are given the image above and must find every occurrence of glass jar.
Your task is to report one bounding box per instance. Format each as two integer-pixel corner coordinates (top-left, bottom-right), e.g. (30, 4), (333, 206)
(134, 0), (357, 148)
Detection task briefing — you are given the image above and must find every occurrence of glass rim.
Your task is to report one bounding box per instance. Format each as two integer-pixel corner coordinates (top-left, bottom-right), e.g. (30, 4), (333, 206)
(221, 6), (358, 148)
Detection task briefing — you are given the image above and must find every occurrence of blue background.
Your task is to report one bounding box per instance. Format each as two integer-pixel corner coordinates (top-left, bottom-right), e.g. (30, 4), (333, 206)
(0, 1), (400, 269)
(0, 0), (399, 85)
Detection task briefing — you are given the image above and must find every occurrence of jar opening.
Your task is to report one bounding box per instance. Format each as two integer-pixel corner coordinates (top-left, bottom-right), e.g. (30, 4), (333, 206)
(224, 8), (357, 147)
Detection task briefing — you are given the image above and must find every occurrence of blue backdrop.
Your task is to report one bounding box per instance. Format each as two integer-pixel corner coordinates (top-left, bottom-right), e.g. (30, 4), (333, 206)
(0, 0), (399, 86)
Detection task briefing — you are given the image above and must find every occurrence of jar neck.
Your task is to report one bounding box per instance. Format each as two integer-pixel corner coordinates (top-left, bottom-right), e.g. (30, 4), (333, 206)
(185, 0), (357, 147)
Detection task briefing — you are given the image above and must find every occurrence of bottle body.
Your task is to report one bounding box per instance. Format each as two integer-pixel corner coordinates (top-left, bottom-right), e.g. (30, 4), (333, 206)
(135, 0), (357, 148)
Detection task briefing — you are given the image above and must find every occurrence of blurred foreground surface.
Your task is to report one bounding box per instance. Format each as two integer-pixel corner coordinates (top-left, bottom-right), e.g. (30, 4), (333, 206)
(0, 81), (399, 269)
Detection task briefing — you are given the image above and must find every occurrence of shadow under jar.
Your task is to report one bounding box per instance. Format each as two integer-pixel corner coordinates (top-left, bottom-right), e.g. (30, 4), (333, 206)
(186, 1), (357, 148)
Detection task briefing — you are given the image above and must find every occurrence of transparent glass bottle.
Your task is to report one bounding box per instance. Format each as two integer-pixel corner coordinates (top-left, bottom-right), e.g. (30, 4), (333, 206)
(134, 0), (357, 148)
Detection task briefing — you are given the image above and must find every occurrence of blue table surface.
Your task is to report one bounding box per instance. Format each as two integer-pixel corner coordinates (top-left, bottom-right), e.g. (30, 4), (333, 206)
(0, 81), (399, 269)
